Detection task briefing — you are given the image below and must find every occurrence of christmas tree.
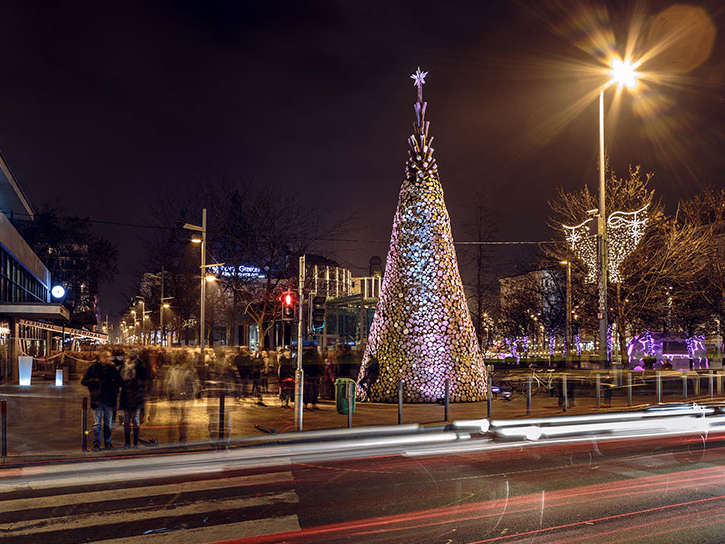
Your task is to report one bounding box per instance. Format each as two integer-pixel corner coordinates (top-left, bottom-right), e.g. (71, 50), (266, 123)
(358, 68), (487, 403)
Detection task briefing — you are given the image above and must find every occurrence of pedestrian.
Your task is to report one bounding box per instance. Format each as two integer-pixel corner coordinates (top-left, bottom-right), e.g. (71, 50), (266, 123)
(233, 346), (251, 400)
(164, 350), (200, 443)
(358, 355), (380, 402)
(206, 356), (238, 447)
(278, 349), (295, 408)
(81, 350), (123, 451)
(119, 352), (148, 448)
(302, 346), (321, 409)
(251, 351), (266, 406)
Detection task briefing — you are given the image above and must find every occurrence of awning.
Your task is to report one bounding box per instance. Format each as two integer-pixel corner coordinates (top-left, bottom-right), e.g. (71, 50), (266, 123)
(0, 303), (70, 321)
(17, 318), (108, 342)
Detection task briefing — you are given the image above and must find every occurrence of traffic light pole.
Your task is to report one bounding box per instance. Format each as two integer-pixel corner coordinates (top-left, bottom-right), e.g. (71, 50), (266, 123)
(295, 254), (305, 432)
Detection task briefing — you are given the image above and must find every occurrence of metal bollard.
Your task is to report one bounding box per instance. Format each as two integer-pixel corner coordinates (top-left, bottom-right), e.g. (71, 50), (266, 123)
(398, 381), (403, 425)
(444, 379), (450, 421)
(656, 372), (662, 404)
(347, 382), (353, 429)
(487, 379), (492, 419)
(1, 399), (6, 457)
(81, 396), (88, 452)
(695, 373), (700, 397)
(526, 376), (532, 416)
(562, 375), (568, 412)
(710, 372), (715, 399)
(218, 391), (226, 442)
(683, 373), (688, 401)
(596, 374), (601, 409)
(627, 372), (633, 407)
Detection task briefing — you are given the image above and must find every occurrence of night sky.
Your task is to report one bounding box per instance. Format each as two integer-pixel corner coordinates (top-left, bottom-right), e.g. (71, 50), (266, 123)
(1, 0), (724, 317)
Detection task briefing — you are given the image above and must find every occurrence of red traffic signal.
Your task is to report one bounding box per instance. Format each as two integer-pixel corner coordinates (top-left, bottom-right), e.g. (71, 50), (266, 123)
(281, 291), (296, 320)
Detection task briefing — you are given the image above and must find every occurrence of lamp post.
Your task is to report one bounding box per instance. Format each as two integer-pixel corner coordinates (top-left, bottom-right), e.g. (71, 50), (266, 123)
(136, 297), (147, 345)
(183, 209), (207, 358)
(597, 57), (638, 366)
(560, 261), (572, 364)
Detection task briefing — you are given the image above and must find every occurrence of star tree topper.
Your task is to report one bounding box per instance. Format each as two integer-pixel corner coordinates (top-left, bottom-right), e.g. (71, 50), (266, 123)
(411, 67), (428, 102)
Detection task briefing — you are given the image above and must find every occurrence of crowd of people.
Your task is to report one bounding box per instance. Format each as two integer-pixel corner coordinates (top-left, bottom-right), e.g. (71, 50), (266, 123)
(79, 343), (367, 449)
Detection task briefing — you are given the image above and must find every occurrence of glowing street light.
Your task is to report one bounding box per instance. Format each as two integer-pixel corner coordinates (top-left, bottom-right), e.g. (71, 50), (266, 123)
(596, 55), (639, 366)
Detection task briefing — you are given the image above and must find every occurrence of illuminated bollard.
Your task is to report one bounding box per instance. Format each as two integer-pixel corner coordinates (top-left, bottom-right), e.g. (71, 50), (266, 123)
(562, 375), (568, 412)
(55, 368), (63, 387)
(656, 372), (662, 404)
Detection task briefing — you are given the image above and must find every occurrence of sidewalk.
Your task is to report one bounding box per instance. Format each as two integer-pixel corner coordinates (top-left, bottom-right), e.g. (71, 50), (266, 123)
(0, 376), (717, 460)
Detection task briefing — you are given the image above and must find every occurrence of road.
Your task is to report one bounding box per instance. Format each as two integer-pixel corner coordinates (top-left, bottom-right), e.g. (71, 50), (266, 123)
(1, 418), (725, 543)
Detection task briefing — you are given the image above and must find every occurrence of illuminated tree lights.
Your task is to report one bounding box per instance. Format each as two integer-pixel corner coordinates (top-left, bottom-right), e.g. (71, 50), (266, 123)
(357, 69), (487, 403)
(563, 205), (649, 283)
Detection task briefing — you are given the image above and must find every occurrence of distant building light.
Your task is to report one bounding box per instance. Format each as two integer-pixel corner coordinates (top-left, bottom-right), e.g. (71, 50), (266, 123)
(208, 264), (265, 279)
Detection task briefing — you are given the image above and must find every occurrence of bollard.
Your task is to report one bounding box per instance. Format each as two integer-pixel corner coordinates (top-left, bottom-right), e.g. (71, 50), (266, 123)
(218, 391), (226, 442)
(398, 381), (403, 425)
(627, 372), (633, 407)
(444, 379), (450, 421)
(656, 372), (662, 404)
(562, 375), (568, 412)
(683, 373), (688, 401)
(526, 376), (532, 416)
(487, 379), (492, 419)
(695, 373), (700, 397)
(81, 396), (88, 452)
(1, 399), (6, 457)
(347, 382), (353, 429)
(596, 374), (601, 409)
(710, 372), (715, 399)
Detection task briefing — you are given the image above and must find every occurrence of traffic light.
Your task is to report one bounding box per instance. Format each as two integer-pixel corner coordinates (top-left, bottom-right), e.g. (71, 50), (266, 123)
(310, 295), (326, 331)
(281, 291), (296, 320)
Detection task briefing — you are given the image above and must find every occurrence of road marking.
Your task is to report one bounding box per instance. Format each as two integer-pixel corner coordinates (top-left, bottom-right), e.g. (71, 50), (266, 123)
(93, 515), (301, 543)
(0, 471), (293, 513)
(0, 492), (299, 537)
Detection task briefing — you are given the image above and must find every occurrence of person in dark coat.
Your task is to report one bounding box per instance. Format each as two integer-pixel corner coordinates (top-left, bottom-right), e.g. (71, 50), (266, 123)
(302, 346), (322, 409)
(81, 350), (123, 450)
(119, 353), (148, 448)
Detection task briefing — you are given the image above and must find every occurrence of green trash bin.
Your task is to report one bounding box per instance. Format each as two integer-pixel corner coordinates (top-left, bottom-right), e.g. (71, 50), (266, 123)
(335, 378), (356, 415)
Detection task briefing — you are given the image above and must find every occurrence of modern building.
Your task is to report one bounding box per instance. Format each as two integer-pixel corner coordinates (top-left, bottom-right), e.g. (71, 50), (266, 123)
(0, 149), (107, 382)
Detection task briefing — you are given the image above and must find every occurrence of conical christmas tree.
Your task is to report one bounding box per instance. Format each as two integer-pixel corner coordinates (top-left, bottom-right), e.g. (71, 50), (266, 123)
(358, 68), (487, 403)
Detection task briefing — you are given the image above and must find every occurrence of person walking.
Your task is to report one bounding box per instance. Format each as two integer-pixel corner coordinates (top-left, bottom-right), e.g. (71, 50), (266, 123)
(119, 352), (148, 448)
(81, 350), (123, 451)
(164, 350), (200, 443)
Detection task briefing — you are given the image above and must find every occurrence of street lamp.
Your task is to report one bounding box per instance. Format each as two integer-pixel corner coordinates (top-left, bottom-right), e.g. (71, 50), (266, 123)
(560, 261), (572, 364)
(136, 296), (147, 345)
(183, 209), (207, 358)
(597, 56), (639, 366)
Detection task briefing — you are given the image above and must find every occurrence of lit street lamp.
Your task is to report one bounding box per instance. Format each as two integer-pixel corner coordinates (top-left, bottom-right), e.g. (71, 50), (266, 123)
(597, 56), (639, 366)
(183, 209), (207, 358)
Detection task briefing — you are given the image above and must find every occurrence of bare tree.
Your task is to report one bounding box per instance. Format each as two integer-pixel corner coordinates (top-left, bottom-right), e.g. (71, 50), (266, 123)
(547, 166), (709, 364)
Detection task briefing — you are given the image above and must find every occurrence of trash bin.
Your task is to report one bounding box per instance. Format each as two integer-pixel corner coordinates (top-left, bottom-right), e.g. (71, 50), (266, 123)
(335, 378), (356, 415)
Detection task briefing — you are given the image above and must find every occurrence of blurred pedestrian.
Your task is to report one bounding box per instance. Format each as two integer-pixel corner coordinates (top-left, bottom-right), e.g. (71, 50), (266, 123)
(358, 355), (379, 402)
(120, 352), (148, 448)
(234, 346), (251, 399)
(278, 349), (295, 408)
(164, 350), (200, 443)
(81, 350), (123, 450)
(206, 356), (238, 447)
(302, 346), (321, 409)
(251, 351), (266, 406)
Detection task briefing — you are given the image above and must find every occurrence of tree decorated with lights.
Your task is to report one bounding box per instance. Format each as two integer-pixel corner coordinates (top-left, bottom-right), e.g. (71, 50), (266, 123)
(357, 68), (487, 403)
(548, 166), (709, 364)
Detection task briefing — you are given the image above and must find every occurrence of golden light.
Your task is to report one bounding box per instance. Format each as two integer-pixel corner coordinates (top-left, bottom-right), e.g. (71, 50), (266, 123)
(205, 274), (217, 282)
(559, 260), (569, 265)
(609, 57), (638, 89)
(163, 303), (170, 308)
(191, 237), (202, 244)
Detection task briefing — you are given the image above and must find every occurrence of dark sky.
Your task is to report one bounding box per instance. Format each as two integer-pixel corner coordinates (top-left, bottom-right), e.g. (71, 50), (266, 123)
(1, 0), (724, 317)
